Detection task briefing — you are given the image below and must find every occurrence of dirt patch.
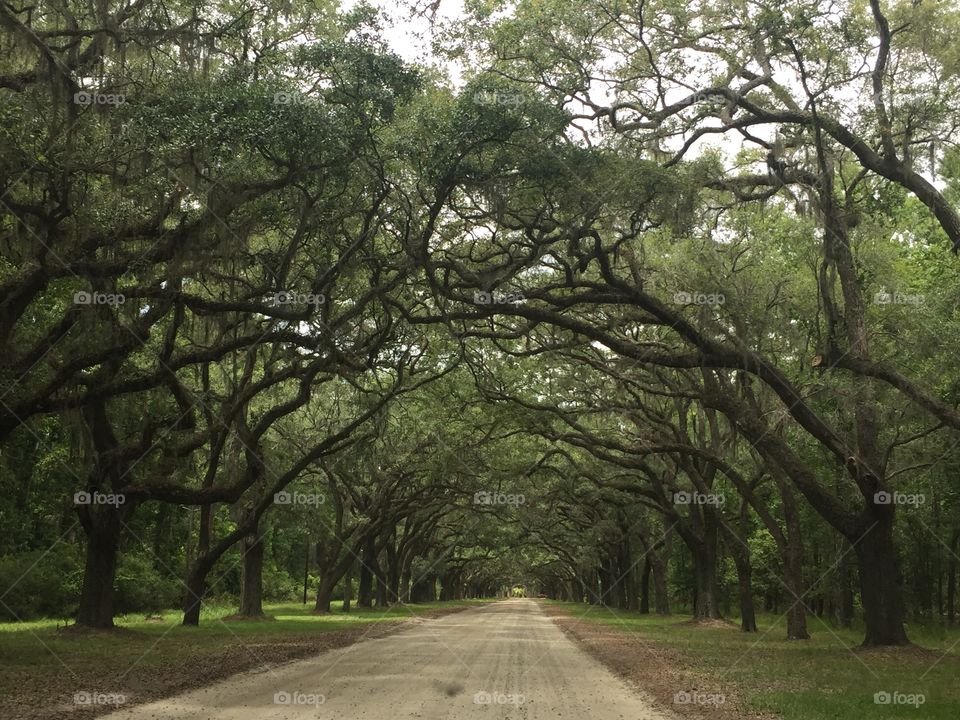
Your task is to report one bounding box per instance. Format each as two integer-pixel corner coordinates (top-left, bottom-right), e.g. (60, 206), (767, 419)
(543, 604), (777, 720)
(676, 617), (740, 630)
(856, 643), (943, 660)
(55, 625), (142, 637)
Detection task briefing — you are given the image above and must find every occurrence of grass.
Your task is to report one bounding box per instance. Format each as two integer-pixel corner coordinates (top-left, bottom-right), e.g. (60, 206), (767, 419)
(549, 601), (960, 719)
(0, 599), (494, 718)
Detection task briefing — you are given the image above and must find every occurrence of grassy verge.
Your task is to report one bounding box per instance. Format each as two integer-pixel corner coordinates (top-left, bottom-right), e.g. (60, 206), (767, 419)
(0, 599), (495, 719)
(545, 601), (960, 720)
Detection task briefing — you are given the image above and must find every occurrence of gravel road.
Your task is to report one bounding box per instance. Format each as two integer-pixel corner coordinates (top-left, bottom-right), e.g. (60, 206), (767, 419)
(102, 598), (672, 719)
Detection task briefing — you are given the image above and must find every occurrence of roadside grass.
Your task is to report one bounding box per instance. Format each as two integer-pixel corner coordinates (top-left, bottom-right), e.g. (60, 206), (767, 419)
(548, 601), (960, 720)
(0, 599), (494, 719)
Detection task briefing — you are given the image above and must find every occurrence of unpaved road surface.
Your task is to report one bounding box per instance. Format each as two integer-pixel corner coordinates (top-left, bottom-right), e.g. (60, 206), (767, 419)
(102, 598), (672, 719)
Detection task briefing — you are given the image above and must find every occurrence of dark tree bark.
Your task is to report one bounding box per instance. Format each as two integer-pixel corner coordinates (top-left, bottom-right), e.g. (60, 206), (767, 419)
(651, 557), (670, 615)
(76, 506), (123, 629)
(238, 530), (265, 617)
(314, 573), (336, 613)
(687, 509), (722, 619)
(182, 563), (209, 626)
(855, 510), (909, 646)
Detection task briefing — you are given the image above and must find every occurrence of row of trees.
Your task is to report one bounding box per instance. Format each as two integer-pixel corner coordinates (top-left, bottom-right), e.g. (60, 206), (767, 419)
(3, 0), (960, 647)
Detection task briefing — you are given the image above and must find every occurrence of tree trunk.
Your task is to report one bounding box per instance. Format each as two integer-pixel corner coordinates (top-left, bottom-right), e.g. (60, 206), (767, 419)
(652, 557), (670, 614)
(76, 508), (123, 629)
(730, 540), (757, 632)
(692, 548), (721, 619)
(773, 470), (809, 639)
(783, 550), (810, 640)
(182, 567), (208, 626)
(238, 531), (265, 618)
(375, 568), (388, 607)
(854, 513), (909, 646)
(639, 558), (651, 614)
(689, 511), (721, 620)
(399, 555), (413, 604)
(182, 502), (215, 626)
(598, 554), (616, 607)
(314, 570), (336, 614)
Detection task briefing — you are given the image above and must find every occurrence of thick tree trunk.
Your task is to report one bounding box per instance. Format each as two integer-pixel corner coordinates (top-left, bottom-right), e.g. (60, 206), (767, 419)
(182, 502), (215, 627)
(399, 554), (413, 604)
(387, 557), (402, 605)
(182, 568), (208, 626)
(598, 554), (615, 607)
(375, 573), (388, 607)
(783, 551), (810, 640)
(76, 509), (123, 629)
(692, 547), (721, 619)
(238, 531), (265, 618)
(854, 514), (909, 646)
(773, 472), (810, 639)
(652, 558), (670, 615)
(688, 512), (721, 620)
(314, 573), (335, 613)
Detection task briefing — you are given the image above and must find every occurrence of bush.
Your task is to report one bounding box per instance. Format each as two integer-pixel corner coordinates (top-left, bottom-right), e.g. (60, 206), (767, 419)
(262, 564), (299, 602)
(114, 553), (182, 616)
(0, 550), (82, 621)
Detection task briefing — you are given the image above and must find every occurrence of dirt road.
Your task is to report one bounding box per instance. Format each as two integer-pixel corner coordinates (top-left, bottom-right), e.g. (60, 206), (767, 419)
(102, 598), (672, 719)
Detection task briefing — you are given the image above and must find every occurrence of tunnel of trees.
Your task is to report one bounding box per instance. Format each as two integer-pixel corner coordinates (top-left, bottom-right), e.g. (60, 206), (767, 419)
(1, 0), (960, 649)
